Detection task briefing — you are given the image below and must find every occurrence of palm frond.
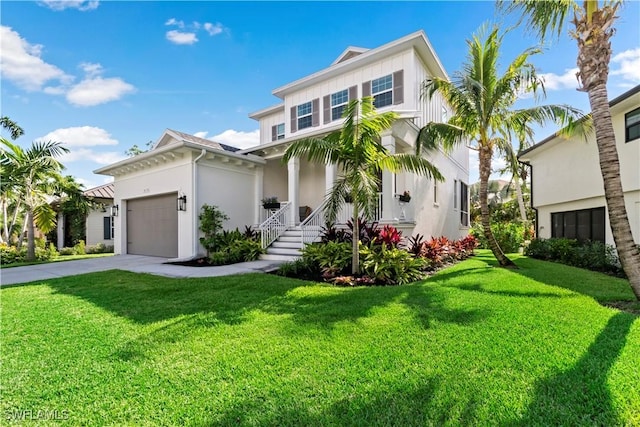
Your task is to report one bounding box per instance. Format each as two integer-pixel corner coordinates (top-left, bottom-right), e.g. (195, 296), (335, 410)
(498, 0), (577, 41)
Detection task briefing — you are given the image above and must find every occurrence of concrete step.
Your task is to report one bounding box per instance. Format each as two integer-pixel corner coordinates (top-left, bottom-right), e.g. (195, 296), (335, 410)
(260, 253), (299, 262)
(278, 236), (302, 243)
(280, 230), (302, 237)
(271, 241), (303, 250)
(266, 247), (302, 256)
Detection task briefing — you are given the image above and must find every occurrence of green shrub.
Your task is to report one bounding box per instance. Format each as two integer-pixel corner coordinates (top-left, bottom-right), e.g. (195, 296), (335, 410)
(276, 258), (315, 277)
(0, 244), (25, 265)
(207, 234), (264, 265)
(73, 240), (86, 255)
(59, 247), (75, 256)
(86, 243), (112, 254)
(301, 241), (352, 278)
(359, 243), (426, 285)
(199, 204), (229, 255)
(471, 221), (525, 253)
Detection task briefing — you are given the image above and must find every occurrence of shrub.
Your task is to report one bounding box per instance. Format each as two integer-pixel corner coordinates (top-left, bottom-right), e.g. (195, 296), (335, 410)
(276, 258), (317, 278)
(359, 243), (426, 285)
(378, 225), (402, 248)
(59, 247), (75, 256)
(73, 240), (86, 255)
(471, 222), (525, 253)
(320, 224), (350, 243)
(207, 233), (264, 265)
(0, 244), (25, 265)
(301, 241), (352, 279)
(199, 204), (229, 255)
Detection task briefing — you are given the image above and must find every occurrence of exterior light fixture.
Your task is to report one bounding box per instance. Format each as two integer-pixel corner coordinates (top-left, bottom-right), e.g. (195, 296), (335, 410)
(177, 195), (187, 211)
(111, 204), (119, 217)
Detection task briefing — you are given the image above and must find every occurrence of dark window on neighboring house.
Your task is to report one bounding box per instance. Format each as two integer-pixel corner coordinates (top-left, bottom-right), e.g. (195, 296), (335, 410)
(103, 216), (113, 240)
(626, 107), (640, 142)
(551, 207), (605, 242)
(460, 182), (469, 226)
(271, 123), (285, 141)
(454, 179), (458, 209)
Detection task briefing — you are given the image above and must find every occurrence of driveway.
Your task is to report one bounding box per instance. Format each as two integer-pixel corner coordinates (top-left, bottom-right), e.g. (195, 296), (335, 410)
(0, 255), (286, 286)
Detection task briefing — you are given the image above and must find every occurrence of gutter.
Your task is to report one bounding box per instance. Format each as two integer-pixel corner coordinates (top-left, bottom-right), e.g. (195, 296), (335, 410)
(192, 149), (207, 257)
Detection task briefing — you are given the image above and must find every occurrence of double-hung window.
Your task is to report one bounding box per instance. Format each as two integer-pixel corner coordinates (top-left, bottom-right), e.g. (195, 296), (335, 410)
(372, 74), (393, 108)
(276, 123), (285, 140)
(297, 102), (313, 130)
(331, 89), (349, 121)
(626, 107), (640, 142)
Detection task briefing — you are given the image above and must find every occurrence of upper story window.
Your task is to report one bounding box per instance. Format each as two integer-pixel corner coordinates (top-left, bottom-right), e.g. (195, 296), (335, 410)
(297, 101), (313, 130)
(372, 74), (393, 108)
(271, 123), (285, 141)
(331, 89), (349, 121)
(626, 107), (640, 142)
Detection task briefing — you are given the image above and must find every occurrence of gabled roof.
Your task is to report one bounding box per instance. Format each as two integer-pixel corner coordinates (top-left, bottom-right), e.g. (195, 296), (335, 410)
(331, 46), (369, 65)
(83, 182), (114, 199)
(155, 129), (240, 152)
(519, 84), (640, 159)
(271, 30), (448, 99)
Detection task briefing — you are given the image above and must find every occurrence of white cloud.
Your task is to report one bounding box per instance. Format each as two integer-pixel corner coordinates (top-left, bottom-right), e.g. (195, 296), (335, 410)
(66, 76), (135, 106)
(204, 22), (224, 36)
(38, 1), (99, 11)
(165, 18), (185, 28)
(0, 26), (72, 91)
(209, 129), (260, 149)
(611, 48), (640, 84)
(166, 30), (198, 45)
(79, 62), (103, 77)
(193, 131), (209, 138)
(37, 126), (118, 147)
(540, 67), (579, 91)
(61, 148), (127, 165)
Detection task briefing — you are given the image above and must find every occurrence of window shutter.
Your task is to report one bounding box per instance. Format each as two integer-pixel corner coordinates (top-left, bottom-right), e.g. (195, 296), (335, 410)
(323, 95), (330, 124)
(103, 217), (111, 240)
(290, 106), (297, 133)
(362, 81), (371, 97)
(393, 70), (404, 105)
(348, 85), (358, 101)
(312, 98), (320, 127)
(271, 125), (277, 141)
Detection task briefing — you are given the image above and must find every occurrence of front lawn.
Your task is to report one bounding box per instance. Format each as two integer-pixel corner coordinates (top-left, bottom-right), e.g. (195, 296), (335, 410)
(1, 251), (638, 425)
(1, 252), (114, 268)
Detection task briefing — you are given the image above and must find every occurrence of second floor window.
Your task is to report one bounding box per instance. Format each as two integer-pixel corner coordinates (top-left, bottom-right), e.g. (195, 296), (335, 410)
(372, 74), (393, 108)
(626, 107), (640, 142)
(276, 123), (285, 140)
(331, 89), (349, 121)
(298, 102), (313, 130)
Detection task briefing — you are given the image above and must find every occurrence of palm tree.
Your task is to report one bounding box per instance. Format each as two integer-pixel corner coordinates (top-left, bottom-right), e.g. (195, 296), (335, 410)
(501, 0), (640, 299)
(0, 116), (24, 140)
(1, 139), (68, 260)
(417, 25), (581, 267)
(283, 97), (444, 274)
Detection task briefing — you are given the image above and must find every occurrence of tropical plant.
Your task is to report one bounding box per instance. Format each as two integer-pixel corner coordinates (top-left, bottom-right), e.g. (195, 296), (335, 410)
(0, 116), (24, 140)
(501, 0), (640, 300)
(198, 204), (229, 255)
(283, 97), (444, 274)
(0, 139), (68, 261)
(359, 243), (427, 285)
(417, 25), (580, 268)
(301, 241), (352, 279)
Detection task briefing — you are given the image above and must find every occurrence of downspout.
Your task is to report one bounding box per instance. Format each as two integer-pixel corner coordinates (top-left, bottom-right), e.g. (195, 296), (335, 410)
(192, 149), (207, 257)
(519, 159), (537, 239)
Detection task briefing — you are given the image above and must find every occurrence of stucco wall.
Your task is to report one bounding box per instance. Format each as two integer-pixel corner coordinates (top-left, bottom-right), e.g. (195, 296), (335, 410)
(85, 199), (114, 247)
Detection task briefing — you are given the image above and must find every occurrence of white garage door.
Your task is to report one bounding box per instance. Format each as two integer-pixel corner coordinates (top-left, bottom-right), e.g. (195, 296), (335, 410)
(127, 193), (178, 258)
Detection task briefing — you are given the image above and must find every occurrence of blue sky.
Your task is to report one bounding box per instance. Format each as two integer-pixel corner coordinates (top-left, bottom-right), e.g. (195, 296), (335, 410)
(2, 0), (639, 189)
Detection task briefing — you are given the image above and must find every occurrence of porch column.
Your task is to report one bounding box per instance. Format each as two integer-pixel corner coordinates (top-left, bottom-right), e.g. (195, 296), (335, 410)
(254, 166), (264, 225)
(288, 157), (300, 226)
(57, 211), (65, 250)
(325, 163), (337, 196)
(381, 132), (395, 221)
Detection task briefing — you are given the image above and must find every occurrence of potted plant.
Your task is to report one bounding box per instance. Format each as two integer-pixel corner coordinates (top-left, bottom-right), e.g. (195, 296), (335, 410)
(262, 196), (280, 210)
(399, 191), (411, 203)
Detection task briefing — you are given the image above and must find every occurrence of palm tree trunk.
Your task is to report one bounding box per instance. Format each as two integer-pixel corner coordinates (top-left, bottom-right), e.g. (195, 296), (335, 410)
(587, 83), (640, 300)
(16, 212), (27, 249)
(26, 209), (36, 261)
(352, 200), (360, 275)
(479, 146), (516, 267)
(514, 175), (527, 222)
(8, 200), (22, 244)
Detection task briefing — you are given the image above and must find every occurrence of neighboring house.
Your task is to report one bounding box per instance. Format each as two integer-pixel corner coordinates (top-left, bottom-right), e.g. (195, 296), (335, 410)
(95, 31), (470, 260)
(519, 84), (640, 246)
(55, 183), (115, 249)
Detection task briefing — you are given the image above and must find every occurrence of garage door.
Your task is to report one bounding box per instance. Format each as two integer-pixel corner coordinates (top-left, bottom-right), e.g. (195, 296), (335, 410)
(127, 193), (178, 257)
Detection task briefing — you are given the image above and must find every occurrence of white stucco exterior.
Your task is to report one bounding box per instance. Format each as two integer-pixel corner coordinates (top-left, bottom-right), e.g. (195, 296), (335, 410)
(519, 85), (640, 246)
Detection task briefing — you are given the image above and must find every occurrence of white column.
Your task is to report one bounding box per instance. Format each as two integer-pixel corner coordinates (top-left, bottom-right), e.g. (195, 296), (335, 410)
(57, 212), (65, 250)
(254, 166), (264, 225)
(325, 163), (337, 196)
(288, 157), (300, 226)
(381, 132), (395, 221)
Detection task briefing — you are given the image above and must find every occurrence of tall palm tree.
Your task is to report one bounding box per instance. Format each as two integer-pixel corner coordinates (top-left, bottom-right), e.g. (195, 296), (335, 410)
(501, 0), (640, 299)
(283, 97), (444, 274)
(1, 139), (68, 260)
(0, 116), (24, 140)
(417, 25), (581, 267)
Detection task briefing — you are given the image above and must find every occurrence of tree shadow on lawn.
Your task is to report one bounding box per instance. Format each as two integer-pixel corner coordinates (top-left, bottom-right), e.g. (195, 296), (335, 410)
(208, 376), (484, 427)
(510, 312), (636, 426)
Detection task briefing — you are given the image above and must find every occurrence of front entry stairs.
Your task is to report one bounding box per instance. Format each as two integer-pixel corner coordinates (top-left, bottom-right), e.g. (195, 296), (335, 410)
(260, 227), (304, 261)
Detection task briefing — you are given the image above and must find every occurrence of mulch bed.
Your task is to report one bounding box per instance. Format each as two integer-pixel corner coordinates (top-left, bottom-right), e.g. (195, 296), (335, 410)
(601, 301), (640, 316)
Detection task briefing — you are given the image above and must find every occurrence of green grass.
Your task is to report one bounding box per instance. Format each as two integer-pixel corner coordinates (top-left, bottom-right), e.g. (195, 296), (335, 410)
(1, 252), (114, 268)
(1, 250), (638, 426)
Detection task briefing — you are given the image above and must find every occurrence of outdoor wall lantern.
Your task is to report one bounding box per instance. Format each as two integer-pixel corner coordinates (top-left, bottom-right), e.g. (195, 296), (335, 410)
(111, 204), (119, 217)
(177, 195), (187, 211)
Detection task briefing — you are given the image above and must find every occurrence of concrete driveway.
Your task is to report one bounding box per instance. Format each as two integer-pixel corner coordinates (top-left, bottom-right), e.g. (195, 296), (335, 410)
(0, 255), (286, 286)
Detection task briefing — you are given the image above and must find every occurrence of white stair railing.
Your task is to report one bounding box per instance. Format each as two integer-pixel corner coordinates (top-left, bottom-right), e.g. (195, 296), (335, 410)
(299, 200), (328, 247)
(259, 201), (292, 249)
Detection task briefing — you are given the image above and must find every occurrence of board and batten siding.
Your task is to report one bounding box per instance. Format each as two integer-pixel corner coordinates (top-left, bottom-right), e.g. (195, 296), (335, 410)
(259, 110), (285, 145)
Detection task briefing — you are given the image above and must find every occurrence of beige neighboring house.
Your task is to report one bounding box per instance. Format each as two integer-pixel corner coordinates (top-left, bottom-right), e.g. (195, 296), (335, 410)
(55, 183), (115, 250)
(519, 84), (640, 245)
(95, 31), (471, 260)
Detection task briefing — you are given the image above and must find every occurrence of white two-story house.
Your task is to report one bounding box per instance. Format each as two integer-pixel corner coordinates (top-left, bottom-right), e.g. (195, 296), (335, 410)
(519, 84), (640, 246)
(96, 30), (470, 260)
